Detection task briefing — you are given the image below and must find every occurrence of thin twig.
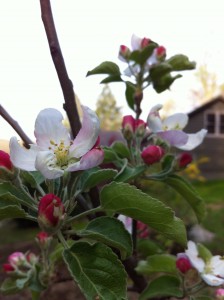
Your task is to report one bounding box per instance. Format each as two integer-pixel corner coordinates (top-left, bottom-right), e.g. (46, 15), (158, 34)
(0, 104), (33, 149)
(39, 0), (81, 138)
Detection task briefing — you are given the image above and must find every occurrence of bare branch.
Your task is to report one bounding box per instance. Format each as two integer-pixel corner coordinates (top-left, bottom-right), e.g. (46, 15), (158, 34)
(0, 105), (33, 149)
(39, 0), (81, 138)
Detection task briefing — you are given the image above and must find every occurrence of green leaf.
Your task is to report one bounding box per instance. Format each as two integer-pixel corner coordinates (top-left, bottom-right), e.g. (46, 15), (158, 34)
(0, 182), (34, 207)
(167, 54), (196, 71)
(197, 243), (212, 262)
(111, 142), (130, 160)
(137, 239), (163, 257)
(150, 63), (172, 81)
(136, 254), (177, 275)
(102, 147), (121, 163)
(153, 73), (182, 93)
(0, 198), (27, 219)
(100, 182), (187, 246)
(101, 74), (123, 84)
(87, 61), (121, 76)
(63, 242), (127, 300)
(164, 174), (206, 222)
(20, 171), (45, 188)
(78, 216), (132, 259)
(139, 275), (183, 300)
(125, 81), (136, 110)
(0, 278), (20, 295)
(148, 154), (175, 180)
(78, 167), (118, 192)
(114, 165), (146, 183)
(129, 43), (157, 65)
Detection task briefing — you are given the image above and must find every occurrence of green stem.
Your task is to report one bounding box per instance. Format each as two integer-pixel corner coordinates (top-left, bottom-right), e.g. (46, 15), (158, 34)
(57, 230), (69, 249)
(65, 206), (103, 224)
(31, 290), (41, 300)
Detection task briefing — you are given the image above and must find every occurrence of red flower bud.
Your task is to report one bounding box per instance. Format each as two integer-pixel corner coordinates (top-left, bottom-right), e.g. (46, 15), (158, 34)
(38, 194), (65, 232)
(178, 152), (193, 168)
(3, 263), (15, 273)
(122, 115), (135, 140)
(155, 46), (166, 59)
(36, 231), (50, 245)
(135, 119), (146, 137)
(119, 45), (131, 61)
(176, 253), (192, 273)
(137, 221), (150, 239)
(0, 150), (13, 171)
(141, 145), (164, 165)
(141, 37), (151, 48)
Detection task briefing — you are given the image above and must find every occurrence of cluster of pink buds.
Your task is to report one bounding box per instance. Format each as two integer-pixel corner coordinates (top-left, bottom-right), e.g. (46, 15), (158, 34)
(3, 251), (38, 274)
(38, 194), (65, 233)
(122, 115), (146, 141)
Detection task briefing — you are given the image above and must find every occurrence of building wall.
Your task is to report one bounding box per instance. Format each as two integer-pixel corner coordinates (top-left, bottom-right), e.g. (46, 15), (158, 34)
(185, 100), (224, 179)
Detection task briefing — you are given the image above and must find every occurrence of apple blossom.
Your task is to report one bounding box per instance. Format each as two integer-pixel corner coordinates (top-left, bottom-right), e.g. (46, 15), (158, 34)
(184, 241), (224, 286)
(9, 106), (104, 179)
(147, 104), (207, 151)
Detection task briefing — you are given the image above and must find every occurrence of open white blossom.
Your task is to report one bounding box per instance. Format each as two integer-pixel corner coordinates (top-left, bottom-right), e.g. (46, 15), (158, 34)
(10, 106), (104, 179)
(147, 104), (207, 151)
(185, 241), (224, 286)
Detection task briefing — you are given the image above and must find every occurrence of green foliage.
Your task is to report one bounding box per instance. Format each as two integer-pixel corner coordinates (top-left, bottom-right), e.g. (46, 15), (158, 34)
(139, 275), (183, 299)
(63, 241), (127, 300)
(100, 181), (187, 246)
(77, 216), (132, 259)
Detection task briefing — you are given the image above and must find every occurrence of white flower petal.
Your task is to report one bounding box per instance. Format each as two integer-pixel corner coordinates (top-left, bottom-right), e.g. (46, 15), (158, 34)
(70, 106), (100, 158)
(157, 130), (188, 146)
(117, 215), (132, 234)
(35, 151), (64, 179)
(210, 256), (224, 278)
(67, 148), (104, 172)
(201, 274), (224, 286)
(131, 34), (141, 50)
(185, 241), (205, 273)
(35, 108), (70, 149)
(9, 137), (37, 171)
(177, 129), (207, 151)
(163, 113), (188, 130)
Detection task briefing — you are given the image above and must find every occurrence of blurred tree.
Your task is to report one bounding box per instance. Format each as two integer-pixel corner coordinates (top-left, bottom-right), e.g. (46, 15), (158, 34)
(160, 99), (176, 119)
(191, 64), (223, 106)
(95, 84), (122, 131)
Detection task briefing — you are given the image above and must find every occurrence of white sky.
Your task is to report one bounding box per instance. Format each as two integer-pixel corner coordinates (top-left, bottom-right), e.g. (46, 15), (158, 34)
(1, 0), (224, 140)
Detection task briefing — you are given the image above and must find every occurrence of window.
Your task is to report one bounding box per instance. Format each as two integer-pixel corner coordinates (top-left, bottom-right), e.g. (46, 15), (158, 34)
(205, 112), (224, 136)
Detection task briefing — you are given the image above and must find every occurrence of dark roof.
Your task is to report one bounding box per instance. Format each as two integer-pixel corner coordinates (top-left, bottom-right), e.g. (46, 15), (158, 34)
(188, 95), (224, 117)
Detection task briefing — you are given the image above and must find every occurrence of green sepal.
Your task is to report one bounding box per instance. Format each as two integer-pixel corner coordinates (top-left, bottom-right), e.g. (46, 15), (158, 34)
(125, 81), (136, 110)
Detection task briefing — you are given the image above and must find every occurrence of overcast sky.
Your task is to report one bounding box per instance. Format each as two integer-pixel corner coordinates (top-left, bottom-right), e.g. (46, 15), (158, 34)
(1, 0), (224, 140)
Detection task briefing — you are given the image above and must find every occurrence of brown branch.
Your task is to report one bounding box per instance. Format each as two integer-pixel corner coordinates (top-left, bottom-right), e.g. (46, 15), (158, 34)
(0, 104), (33, 149)
(39, 0), (81, 138)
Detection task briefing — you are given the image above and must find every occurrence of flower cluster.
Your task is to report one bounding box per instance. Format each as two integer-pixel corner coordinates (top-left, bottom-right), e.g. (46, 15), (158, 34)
(3, 251), (38, 274)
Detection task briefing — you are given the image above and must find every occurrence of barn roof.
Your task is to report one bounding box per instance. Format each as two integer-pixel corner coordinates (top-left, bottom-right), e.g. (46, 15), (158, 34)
(188, 95), (224, 117)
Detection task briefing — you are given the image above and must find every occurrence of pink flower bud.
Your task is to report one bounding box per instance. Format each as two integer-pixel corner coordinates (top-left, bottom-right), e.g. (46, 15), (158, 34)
(155, 46), (166, 59)
(26, 252), (39, 264)
(8, 252), (25, 266)
(141, 145), (164, 165)
(216, 288), (224, 297)
(36, 231), (51, 245)
(137, 221), (150, 239)
(122, 115), (135, 140)
(140, 37), (151, 48)
(119, 45), (131, 61)
(0, 150), (13, 171)
(176, 253), (192, 273)
(38, 194), (65, 232)
(135, 119), (146, 137)
(3, 263), (15, 273)
(178, 152), (193, 168)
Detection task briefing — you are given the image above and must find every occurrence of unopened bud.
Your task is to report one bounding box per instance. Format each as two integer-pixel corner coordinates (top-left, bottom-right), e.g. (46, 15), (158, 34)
(140, 37), (151, 48)
(119, 45), (131, 61)
(122, 115), (135, 141)
(141, 145), (164, 165)
(38, 194), (65, 233)
(0, 150), (13, 171)
(177, 152), (193, 169)
(176, 253), (192, 273)
(135, 119), (146, 137)
(155, 46), (166, 60)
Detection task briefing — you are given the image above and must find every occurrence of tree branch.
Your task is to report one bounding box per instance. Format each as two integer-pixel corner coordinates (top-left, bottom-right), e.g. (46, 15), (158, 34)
(39, 0), (81, 138)
(0, 104), (33, 149)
